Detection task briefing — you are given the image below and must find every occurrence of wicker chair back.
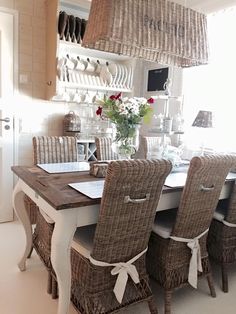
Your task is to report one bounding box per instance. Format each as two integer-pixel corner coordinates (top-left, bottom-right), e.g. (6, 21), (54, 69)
(172, 155), (235, 239)
(91, 159), (172, 263)
(95, 136), (119, 160)
(140, 136), (163, 159)
(33, 136), (78, 164)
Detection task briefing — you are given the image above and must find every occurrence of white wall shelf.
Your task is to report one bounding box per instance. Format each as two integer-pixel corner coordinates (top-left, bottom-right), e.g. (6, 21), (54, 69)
(57, 81), (132, 93)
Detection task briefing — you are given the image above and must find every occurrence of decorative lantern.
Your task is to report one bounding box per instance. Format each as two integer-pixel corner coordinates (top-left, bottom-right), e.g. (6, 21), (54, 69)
(63, 111), (81, 136)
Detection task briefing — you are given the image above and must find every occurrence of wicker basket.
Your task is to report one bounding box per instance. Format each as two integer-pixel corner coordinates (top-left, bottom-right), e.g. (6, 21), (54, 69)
(83, 0), (209, 67)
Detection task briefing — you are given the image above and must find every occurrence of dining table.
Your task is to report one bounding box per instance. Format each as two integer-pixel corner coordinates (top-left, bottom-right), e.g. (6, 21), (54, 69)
(11, 163), (236, 314)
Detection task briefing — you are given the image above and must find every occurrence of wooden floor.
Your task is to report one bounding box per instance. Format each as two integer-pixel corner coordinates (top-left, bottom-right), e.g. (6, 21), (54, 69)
(1, 221), (236, 314)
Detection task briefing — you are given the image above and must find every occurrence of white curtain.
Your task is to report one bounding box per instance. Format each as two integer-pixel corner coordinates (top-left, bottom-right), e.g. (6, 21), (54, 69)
(182, 6), (236, 152)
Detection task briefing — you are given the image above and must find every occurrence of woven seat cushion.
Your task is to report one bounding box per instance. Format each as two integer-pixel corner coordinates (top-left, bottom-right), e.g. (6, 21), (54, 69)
(71, 224), (96, 258)
(213, 206), (227, 222)
(152, 209), (177, 239)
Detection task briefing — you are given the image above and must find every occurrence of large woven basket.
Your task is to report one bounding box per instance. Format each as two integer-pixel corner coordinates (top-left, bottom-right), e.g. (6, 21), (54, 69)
(83, 0), (209, 67)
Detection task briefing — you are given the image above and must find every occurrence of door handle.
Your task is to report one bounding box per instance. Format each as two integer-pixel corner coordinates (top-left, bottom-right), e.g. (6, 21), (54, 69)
(0, 117), (10, 123)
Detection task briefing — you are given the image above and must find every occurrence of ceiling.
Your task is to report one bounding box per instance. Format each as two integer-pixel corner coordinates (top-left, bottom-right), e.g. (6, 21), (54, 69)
(65, 0), (236, 14)
(173, 0), (236, 13)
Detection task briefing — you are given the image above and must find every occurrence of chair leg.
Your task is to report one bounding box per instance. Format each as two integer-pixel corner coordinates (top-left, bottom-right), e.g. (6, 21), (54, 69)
(47, 271), (52, 294)
(221, 264), (228, 293)
(164, 290), (172, 314)
(147, 297), (158, 314)
(27, 246), (33, 258)
(52, 276), (58, 299)
(206, 273), (216, 297)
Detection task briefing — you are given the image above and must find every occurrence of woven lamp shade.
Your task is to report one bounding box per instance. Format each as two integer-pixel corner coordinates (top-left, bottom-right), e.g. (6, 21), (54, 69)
(82, 0), (209, 68)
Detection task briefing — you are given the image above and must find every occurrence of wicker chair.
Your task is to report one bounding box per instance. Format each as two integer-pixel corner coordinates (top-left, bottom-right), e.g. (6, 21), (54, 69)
(26, 136), (78, 297)
(138, 136), (164, 159)
(70, 159), (172, 314)
(146, 155), (235, 314)
(207, 180), (236, 292)
(95, 136), (119, 160)
(24, 136), (78, 224)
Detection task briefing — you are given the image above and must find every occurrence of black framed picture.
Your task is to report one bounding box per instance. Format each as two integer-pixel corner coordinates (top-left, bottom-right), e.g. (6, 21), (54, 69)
(147, 67), (169, 91)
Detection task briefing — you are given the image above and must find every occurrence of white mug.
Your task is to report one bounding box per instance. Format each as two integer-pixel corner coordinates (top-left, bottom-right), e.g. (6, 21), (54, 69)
(86, 59), (96, 73)
(75, 58), (87, 71)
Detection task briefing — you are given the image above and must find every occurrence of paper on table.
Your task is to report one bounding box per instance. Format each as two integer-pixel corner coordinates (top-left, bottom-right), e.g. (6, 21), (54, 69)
(69, 180), (105, 199)
(164, 172), (187, 188)
(37, 162), (90, 173)
(165, 171), (236, 188)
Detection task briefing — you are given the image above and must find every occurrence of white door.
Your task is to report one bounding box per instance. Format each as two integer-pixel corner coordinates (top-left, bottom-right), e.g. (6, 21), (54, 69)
(0, 10), (15, 222)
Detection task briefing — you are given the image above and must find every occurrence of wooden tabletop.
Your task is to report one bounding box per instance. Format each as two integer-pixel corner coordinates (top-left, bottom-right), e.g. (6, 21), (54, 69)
(12, 166), (106, 210)
(12, 165), (236, 211)
(12, 165), (176, 211)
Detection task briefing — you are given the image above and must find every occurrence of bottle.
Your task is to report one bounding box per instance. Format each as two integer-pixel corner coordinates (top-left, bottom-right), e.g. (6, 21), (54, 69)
(163, 116), (173, 133)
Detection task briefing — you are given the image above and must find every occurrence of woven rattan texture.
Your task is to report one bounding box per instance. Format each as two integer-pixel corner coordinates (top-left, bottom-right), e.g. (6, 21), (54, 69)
(27, 136), (78, 296)
(33, 136), (78, 165)
(25, 136), (78, 224)
(147, 154), (236, 313)
(71, 159), (172, 314)
(207, 182), (236, 292)
(141, 137), (162, 159)
(83, 0), (209, 67)
(33, 210), (54, 270)
(24, 194), (38, 225)
(95, 137), (119, 161)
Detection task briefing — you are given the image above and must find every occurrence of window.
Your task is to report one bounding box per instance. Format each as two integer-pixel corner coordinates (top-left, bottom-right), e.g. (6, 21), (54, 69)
(182, 7), (236, 152)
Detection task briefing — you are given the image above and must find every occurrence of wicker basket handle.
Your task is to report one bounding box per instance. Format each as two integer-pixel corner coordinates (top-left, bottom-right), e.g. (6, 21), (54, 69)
(200, 184), (215, 192)
(124, 193), (150, 204)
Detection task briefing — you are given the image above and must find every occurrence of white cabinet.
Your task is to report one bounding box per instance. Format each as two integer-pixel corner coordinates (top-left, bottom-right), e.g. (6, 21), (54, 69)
(77, 139), (97, 161)
(45, 0), (135, 101)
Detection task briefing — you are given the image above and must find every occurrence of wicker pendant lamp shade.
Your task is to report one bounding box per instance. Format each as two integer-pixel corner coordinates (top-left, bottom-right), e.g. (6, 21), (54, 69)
(82, 0), (209, 67)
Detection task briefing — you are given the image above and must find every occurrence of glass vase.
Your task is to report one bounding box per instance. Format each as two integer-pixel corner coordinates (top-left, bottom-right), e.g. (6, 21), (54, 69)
(111, 124), (140, 159)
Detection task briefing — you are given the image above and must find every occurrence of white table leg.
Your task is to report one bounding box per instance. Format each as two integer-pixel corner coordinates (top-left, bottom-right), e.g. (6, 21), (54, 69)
(51, 209), (78, 314)
(12, 180), (32, 271)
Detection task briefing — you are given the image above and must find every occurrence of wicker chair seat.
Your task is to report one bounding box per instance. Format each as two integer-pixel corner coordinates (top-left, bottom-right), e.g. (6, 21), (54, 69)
(148, 230), (210, 289)
(71, 247), (152, 314)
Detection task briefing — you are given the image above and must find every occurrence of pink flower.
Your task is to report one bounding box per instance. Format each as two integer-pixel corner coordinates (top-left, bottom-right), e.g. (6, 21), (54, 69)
(96, 106), (103, 116)
(147, 97), (154, 104)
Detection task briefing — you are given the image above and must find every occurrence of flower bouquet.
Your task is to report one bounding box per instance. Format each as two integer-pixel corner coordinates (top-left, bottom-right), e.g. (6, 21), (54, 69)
(96, 93), (154, 158)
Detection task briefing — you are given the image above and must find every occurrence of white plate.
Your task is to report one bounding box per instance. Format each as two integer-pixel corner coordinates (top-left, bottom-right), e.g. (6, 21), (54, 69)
(108, 63), (118, 87)
(122, 64), (128, 89)
(116, 64), (123, 88)
(100, 65), (113, 85)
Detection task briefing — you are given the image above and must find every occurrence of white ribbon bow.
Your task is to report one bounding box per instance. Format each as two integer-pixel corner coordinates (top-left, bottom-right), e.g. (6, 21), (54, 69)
(170, 228), (209, 289)
(89, 248), (147, 303)
(222, 220), (236, 227)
